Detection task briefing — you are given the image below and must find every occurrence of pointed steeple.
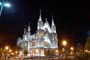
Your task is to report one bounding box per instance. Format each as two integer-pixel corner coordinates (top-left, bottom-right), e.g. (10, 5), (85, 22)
(37, 10), (43, 30)
(28, 23), (31, 32)
(52, 16), (55, 26)
(24, 25), (27, 34)
(39, 10), (42, 21)
(51, 16), (56, 33)
(45, 18), (47, 21)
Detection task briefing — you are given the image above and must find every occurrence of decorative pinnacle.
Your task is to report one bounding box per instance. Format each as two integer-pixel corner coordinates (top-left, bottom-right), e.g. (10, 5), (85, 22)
(45, 18), (47, 21)
(24, 25), (27, 34)
(52, 15), (55, 26)
(39, 10), (42, 21)
(28, 23), (30, 32)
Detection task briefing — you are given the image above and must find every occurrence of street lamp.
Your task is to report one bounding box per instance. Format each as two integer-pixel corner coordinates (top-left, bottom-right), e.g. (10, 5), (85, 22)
(9, 49), (12, 53)
(56, 49), (58, 53)
(5, 46), (9, 50)
(85, 50), (88, 52)
(62, 40), (67, 46)
(70, 47), (74, 55)
(62, 40), (67, 59)
(5, 46), (9, 60)
(15, 51), (18, 56)
(0, 1), (11, 16)
(70, 47), (74, 51)
(55, 49), (59, 56)
(15, 51), (18, 54)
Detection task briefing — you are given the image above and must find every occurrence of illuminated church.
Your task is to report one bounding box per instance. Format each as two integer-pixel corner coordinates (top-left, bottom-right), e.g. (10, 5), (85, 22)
(17, 11), (58, 57)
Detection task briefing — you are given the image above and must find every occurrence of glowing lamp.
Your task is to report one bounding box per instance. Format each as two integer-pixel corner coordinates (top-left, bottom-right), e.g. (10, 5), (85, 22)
(70, 47), (74, 51)
(0, 2), (2, 5)
(9, 49), (12, 52)
(15, 51), (18, 54)
(5, 46), (9, 50)
(4, 3), (11, 8)
(62, 40), (67, 46)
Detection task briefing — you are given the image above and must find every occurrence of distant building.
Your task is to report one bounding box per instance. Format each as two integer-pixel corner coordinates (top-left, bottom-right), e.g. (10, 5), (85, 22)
(17, 11), (58, 57)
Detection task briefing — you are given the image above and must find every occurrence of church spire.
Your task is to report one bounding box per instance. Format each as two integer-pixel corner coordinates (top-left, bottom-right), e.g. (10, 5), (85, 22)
(37, 10), (43, 30)
(39, 10), (42, 21)
(45, 18), (47, 21)
(52, 16), (55, 26)
(24, 25), (27, 34)
(28, 23), (31, 32)
(51, 16), (56, 33)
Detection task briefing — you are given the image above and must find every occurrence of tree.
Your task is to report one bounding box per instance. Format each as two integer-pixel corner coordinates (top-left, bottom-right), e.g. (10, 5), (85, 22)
(84, 36), (90, 50)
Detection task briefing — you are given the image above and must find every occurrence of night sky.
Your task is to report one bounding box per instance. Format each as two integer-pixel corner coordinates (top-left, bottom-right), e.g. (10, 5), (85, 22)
(0, 0), (90, 47)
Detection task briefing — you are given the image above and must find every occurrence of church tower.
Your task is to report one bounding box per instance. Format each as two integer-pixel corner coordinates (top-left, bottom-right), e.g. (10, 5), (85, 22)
(23, 26), (27, 41)
(37, 10), (43, 30)
(23, 26), (28, 51)
(51, 16), (58, 48)
(27, 23), (31, 52)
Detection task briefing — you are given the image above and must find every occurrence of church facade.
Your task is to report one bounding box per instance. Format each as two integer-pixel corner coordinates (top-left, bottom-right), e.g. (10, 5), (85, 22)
(17, 11), (58, 57)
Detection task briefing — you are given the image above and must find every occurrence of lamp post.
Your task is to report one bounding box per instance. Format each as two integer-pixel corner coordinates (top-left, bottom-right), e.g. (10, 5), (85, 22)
(62, 40), (67, 59)
(5, 46), (9, 60)
(55, 49), (59, 56)
(0, 1), (11, 16)
(70, 47), (74, 55)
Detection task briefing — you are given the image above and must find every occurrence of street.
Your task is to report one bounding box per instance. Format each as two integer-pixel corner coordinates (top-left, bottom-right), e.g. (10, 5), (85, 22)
(9, 57), (74, 60)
